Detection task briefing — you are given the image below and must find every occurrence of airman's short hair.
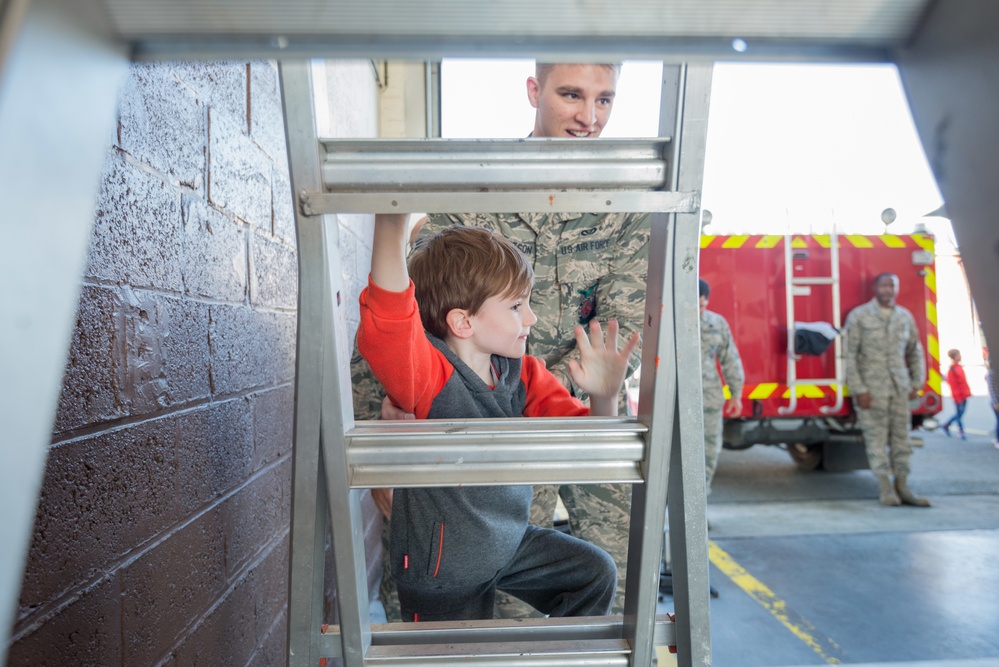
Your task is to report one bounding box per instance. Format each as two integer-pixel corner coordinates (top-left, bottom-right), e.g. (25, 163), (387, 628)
(535, 62), (622, 85)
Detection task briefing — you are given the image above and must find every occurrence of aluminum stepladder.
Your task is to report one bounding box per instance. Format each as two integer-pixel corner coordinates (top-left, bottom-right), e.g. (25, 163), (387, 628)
(280, 60), (713, 667)
(780, 229), (845, 417)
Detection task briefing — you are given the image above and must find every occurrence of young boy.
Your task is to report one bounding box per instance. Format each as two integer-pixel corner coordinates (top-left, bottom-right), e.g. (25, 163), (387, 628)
(357, 213), (639, 622)
(943, 348), (971, 439)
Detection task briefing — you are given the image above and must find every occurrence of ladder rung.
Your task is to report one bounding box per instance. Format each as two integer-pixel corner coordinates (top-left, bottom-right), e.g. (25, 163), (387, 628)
(791, 276), (837, 285)
(787, 379), (839, 385)
(301, 190), (700, 214)
(318, 616), (676, 663)
(346, 418), (647, 487)
(304, 137), (700, 214)
(320, 138), (671, 192)
(366, 639), (630, 664)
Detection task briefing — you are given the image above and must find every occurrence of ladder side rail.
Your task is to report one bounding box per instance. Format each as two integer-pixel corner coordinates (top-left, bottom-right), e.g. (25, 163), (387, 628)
(620, 61), (683, 667)
(280, 60), (340, 667)
(663, 62), (714, 667)
(628, 211), (679, 667)
(281, 60), (373, 666)
(317, 213), (373, 665)
(821, 228), (846, 414)
(779, 234), (799, 415)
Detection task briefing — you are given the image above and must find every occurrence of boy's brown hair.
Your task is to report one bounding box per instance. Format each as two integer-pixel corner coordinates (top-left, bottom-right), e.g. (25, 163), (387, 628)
(409, 226), (534, 340)
(948, 348), (961, 361)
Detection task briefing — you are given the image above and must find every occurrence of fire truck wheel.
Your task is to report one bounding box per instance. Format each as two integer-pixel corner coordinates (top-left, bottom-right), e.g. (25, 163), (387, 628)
(788, 442), (823, 471)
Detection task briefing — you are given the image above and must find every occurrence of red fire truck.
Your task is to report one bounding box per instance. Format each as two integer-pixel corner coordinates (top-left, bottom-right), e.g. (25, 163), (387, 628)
(698, 230), (942, 472)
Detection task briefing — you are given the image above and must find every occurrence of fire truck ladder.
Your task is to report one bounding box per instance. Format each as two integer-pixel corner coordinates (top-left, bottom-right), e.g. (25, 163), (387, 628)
(779, 230), (845, 416)
(281, 60), (713, 667)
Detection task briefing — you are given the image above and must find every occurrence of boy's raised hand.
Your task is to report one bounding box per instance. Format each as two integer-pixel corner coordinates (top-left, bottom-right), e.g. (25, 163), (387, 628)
(370, 213), (411, 292)
(567, 319), (640, 415)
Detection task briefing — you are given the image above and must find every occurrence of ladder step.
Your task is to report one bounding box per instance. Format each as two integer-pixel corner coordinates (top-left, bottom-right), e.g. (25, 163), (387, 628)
(365, 639), (631, 665)
(786, 379), (839, 385)
(299, 137), (700, 214)
(302, 190), (699, 214)
(346, 418), (647, 487)
(320, 138), (671, 192)
(318, 616), (676, 664)
(791, 276), (837, 285)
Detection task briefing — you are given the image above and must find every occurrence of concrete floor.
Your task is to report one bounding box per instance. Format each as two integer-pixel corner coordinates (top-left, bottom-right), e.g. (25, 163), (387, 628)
(658, 396), (999, 666)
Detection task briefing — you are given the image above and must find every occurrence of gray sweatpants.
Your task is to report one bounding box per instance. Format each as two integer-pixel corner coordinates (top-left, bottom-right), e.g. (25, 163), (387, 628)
(396, 524), (617, 622)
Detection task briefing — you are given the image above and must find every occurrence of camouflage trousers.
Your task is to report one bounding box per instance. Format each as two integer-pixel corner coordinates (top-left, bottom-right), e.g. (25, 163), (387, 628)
(703, 405), (724, 494)
(379, 484), (631, 620)
(855, 390), (912, 477)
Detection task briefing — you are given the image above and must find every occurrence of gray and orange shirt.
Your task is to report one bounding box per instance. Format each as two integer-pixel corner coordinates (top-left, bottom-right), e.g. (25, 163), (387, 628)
(357, 278), (588, 585)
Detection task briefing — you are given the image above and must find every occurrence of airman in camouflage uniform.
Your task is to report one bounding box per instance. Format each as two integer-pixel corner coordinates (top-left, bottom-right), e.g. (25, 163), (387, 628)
(698, 279), (744, 492)
(351, 63), (647, 620)
(844, 273), (930, 507)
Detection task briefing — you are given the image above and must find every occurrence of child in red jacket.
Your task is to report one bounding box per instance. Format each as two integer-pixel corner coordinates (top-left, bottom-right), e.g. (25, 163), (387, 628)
(943, 349), (971, 439)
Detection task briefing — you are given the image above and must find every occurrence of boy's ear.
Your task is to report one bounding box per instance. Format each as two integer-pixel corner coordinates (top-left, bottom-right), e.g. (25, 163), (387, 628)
(446, 308), (475, 339)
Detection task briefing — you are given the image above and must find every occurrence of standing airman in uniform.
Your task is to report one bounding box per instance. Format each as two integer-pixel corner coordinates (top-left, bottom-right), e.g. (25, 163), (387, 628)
(844, 272), (930, 506)
(699, 278), (744, 493)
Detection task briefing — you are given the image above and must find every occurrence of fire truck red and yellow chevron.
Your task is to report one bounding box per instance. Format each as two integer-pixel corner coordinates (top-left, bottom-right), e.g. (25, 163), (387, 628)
(921, 241), (942, 401)
(705, 232), (942, 412)
(700, 233), (935, 250)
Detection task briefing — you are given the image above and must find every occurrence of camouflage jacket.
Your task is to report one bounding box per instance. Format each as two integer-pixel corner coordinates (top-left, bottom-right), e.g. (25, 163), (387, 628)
(351, 211), (650, 418)
(844, 297), (925, 397)
(701, 309), (744, 409)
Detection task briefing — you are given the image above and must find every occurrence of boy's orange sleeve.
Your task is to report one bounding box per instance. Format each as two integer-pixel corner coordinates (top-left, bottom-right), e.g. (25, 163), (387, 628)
(357, 278), (450, 419)
(520, 356), (588, 417)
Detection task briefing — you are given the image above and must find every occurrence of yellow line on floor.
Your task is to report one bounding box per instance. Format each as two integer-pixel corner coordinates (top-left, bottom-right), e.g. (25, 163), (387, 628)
(708, 540), (846, 664)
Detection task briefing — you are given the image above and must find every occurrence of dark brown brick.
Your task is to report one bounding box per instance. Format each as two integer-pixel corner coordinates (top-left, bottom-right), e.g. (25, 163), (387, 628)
(250, 610), (288, 667)
(173, 574), (256, 667)
(126, 291), (212, 415)
(173, 61), (249, 135)
(176, 399), (254, 511)
(218, 465), (288, 579)
(209, 109), (272, 229)
(20, 420), (179, 611)
(209, 305), (296, 395)
(249, 231), (297, 310)
(252, 385), (293, 471)
(251, 535), (290, 641)
(87, 150), (184, 291)
(248, 61), (286, 166)
(8, 575), (121, 667)
(118, 63), (206, 191)
(270, 162), (296, 245)
(182, 196), (249, 303)
(54, 285), (126, 433)
(122, 510), (227, 666)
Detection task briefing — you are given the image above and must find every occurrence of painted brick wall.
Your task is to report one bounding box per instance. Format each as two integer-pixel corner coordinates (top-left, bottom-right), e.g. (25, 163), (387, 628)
(8, 60), (380, 665)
